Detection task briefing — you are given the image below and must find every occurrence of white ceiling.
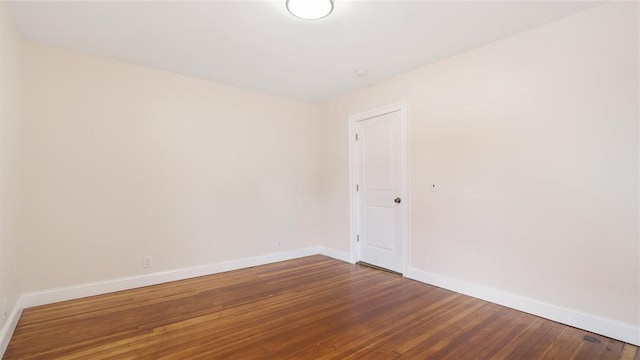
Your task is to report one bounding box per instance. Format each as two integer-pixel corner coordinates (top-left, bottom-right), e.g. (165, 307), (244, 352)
(8, 0), (600, 102)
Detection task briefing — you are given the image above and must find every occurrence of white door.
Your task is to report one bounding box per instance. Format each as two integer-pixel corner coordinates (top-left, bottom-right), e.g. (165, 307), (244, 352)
(352, 104), (406, 274)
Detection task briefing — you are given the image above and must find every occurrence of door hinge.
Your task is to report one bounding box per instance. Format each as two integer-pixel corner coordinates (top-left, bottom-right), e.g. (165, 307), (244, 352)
(357, 235), (360, 242)
(355, 133), (359, 141)
(356, 184), (359, 191)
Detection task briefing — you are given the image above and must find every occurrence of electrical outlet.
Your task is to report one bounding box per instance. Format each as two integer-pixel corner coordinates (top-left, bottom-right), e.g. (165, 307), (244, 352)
(277, 241), (282, 249)
(2, 297), (7, 319)
(143, 256), (152, 269)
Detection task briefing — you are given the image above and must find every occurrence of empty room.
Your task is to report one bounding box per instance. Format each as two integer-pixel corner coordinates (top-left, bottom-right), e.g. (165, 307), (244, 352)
(0, 0), (638, 358)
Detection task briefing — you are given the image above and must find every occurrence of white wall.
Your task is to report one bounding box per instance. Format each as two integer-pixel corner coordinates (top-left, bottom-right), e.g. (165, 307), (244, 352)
(0, 1), (23, 332)
(320, 1), (639, 334)
(20, 43), (321, 292)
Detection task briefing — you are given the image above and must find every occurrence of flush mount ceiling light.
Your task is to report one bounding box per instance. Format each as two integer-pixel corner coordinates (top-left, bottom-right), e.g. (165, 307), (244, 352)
(286, 0), (334, 20)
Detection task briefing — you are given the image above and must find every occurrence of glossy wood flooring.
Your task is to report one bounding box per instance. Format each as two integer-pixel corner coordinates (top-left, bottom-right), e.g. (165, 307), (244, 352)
(5, 255), (639, 359)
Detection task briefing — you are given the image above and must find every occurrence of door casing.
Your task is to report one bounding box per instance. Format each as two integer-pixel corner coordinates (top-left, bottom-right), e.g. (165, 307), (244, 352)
(348, 101), (409, 274)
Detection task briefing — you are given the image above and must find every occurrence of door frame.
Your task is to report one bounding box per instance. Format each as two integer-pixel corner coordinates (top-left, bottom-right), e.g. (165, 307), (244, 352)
(348, 101), (409, 274)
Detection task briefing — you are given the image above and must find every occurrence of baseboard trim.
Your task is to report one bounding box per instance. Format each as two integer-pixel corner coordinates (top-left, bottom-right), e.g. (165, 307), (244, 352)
(21, 247), (320, 309)
(318, 247), (352, 264)
(0, 297), (23, 357)
(406, 267), (639, 346)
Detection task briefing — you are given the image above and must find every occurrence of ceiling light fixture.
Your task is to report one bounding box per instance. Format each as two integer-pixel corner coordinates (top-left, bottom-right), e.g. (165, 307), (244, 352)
(286, 0), (334, 20)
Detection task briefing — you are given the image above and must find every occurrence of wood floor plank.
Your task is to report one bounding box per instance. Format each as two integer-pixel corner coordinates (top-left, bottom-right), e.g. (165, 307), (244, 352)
(599, 338), (626, 360)
(634, 344), (640, 360)
(437, 306), (527, 359)
(3, 255), (636, 359)
(618, 344), (637, 360)
(284, 289), (465, 359)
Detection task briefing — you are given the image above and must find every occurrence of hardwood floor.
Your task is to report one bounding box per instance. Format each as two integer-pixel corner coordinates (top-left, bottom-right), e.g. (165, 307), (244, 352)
(4, 255), (638, 359)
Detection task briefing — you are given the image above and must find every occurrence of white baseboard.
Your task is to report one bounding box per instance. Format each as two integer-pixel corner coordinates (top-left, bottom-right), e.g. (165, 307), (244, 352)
(406, 267), (639, 346)
(22, 247), (320, 308)
(0, 297), (23, 357)
(318, 246), (352, 263)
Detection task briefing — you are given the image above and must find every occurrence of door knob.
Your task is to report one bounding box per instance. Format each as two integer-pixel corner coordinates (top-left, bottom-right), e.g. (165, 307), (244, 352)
(394, 197), (401, 204)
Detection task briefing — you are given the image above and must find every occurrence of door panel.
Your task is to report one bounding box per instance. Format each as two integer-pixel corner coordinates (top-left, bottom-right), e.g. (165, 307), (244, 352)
(356, 109), (404, 273)
(364, 123), (393, 191)
(364, 205), (395, 251)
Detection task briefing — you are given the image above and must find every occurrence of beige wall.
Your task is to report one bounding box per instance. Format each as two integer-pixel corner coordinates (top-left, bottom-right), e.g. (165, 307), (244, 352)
(320, 2), (639, 327)
(0, 2), (22, 328)
(20, 43), (321, 292)
(3, 0), (638, 345)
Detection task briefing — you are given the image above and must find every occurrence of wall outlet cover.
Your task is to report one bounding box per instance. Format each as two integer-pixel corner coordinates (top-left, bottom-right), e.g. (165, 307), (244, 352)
(143, 256), (152, 268)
